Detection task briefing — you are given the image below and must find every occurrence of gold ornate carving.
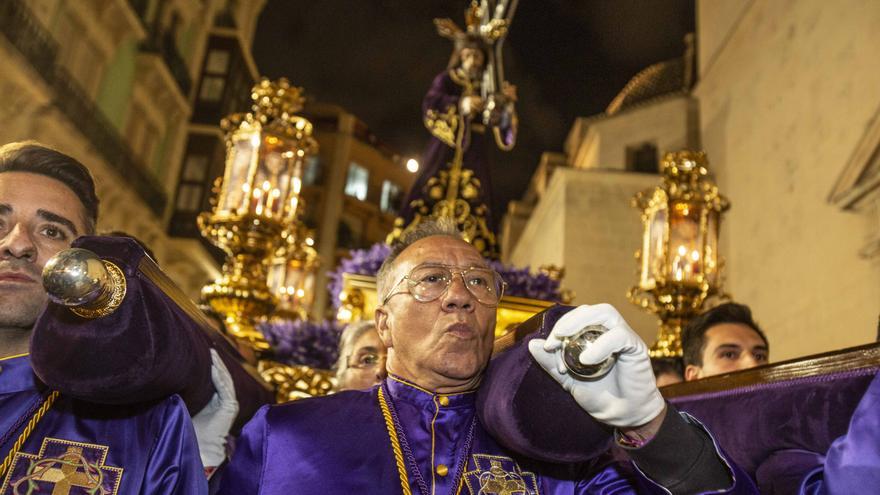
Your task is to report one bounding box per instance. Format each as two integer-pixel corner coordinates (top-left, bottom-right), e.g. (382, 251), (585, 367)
(424, 105), (458, 147)
(69, 261), (126, 319)
(258, 360), (335, 402)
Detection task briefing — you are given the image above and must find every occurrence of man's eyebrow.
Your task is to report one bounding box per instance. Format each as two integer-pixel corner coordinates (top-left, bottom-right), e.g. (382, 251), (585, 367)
(417, 261), (490, 269)
(37, 209), (79, 236)
(356, 346), (381, 354)
(714, 344), (743, 352)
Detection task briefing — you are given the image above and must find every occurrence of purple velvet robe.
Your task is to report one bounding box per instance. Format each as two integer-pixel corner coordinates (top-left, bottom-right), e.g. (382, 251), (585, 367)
(799, 371), (880, 494)
(218, 375), (754, 494)
(399, 69), (514, 232)
(0, 354), (207, 494)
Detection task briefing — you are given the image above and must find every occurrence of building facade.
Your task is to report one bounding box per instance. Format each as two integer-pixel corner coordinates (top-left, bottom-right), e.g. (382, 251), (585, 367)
(0, 0), (267, 296)
(503, 0), (880, 360)
(1, 0), (414, 318)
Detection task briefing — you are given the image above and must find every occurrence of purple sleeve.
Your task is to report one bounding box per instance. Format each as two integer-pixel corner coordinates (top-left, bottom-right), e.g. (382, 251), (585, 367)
(143, 395), (209, 495)
(422, 71), (460, 116)
(216, 405), (269, 494)
(800, 372), (880, 494)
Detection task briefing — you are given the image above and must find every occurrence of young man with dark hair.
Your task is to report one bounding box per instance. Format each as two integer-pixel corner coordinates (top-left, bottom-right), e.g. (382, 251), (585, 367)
(0, 142), (208, 493)
(682, 302), (770, 381)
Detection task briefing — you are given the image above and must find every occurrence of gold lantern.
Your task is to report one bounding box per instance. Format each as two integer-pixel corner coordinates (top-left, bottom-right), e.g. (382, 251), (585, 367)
(199, 78), (318, 351)
(628, 150), (730, 357)
(267, 226), (319, 320)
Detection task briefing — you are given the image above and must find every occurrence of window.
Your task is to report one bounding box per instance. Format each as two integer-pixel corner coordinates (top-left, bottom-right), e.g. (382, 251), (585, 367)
(380, 180), (401, 213)
(303, 156), (321, 185)
(199, 48), (231, 103)
(205, 49), (230, 74)
(199, 76), (225, 102)
(626, 142), (659, 174)
(175, 184), (203, 212)
(169, 135), (224, 238)
(182, 155), (209, 182)
(344, 163), (368, 201)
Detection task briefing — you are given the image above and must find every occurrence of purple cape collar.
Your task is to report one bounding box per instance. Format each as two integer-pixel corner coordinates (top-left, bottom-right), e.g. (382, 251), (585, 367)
(385, 374), (477, 410)
(0, 354), (39, 394)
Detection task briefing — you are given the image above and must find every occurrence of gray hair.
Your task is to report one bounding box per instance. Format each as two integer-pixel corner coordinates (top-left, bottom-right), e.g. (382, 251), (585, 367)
(334, 320), (379, 375)
(376, 218), (465, 301)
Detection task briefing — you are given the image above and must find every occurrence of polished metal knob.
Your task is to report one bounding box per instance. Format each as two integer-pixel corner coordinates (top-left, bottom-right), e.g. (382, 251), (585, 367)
(42, 248), (126, 318)
(561, 324), (616, 380)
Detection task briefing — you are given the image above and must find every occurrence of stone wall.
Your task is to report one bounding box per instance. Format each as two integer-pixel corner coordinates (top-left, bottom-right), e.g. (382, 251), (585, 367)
(695, 0), (880, 360)
(509, 168), (661, 344)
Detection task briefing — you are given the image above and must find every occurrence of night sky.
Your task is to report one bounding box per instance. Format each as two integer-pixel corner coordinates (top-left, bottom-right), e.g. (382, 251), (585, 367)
(253, 0), (694, 225)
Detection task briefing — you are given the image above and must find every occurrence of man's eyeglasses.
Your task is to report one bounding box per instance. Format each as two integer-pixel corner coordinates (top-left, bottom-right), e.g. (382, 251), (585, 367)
(382, 264), (507, 307)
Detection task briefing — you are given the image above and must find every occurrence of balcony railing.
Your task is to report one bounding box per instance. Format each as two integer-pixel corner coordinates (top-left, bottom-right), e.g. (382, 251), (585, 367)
(0, 0), (168, 216)
(140, 30), (192, 97)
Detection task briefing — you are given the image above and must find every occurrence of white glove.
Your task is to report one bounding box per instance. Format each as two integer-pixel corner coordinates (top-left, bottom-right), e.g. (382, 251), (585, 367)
(528, 304), (665, 428)
(192, 349), (239, 468)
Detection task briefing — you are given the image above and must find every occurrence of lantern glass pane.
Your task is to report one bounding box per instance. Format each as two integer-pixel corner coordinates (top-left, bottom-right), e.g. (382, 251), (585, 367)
(667, 201), (704, 285)
(252, 134), (300, 219)
(300, 272), (316, 307)
(266, 259), (286, 296)
(219, 132), (257, 214)
(641, 205), (667, 289)
(705, 213), (719, 286)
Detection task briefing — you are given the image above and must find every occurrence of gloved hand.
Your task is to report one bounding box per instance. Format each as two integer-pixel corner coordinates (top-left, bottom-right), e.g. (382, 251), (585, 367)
(192, 349), (239, 468)
(528, 304), (665, 428)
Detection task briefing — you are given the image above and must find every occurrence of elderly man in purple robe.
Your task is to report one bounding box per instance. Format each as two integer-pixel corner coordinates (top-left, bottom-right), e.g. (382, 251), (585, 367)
(0, 142), (209, 494)
(218, 219), (758, 494)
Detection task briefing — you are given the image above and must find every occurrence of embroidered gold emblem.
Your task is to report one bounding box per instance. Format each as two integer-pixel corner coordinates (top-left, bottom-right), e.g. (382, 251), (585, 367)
(0, 438), (123, 495)
(463, 455), (539, 495)
(424, 105), (459, 147)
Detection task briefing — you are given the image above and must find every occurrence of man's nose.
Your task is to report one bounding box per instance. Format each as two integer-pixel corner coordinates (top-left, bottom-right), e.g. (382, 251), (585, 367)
(442, 273), (474, 311)
(375, 361), (388, 382)
(740, 354), (758, 369)
(0, 224), (37, 262)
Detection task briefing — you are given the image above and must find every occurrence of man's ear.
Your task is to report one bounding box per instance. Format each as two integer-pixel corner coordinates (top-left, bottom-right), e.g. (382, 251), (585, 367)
(684, 364), (702, 382)
(375, 307), (393, 348)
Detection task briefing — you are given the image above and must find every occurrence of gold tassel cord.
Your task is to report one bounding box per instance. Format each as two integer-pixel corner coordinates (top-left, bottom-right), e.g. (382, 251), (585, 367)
(377, 386), (413, 495)
(0, 390), (59, 479)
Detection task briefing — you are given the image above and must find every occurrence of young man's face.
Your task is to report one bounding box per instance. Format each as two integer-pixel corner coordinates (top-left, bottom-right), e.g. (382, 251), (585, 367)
(0, 172), (87, 330)
(685, 323), (769, 380)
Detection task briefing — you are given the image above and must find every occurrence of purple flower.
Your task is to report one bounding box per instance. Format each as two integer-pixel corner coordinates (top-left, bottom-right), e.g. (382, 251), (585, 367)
(488, 260), (562, 302)
(260, 319), (344, 369)
(327, 243), (392, 309)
